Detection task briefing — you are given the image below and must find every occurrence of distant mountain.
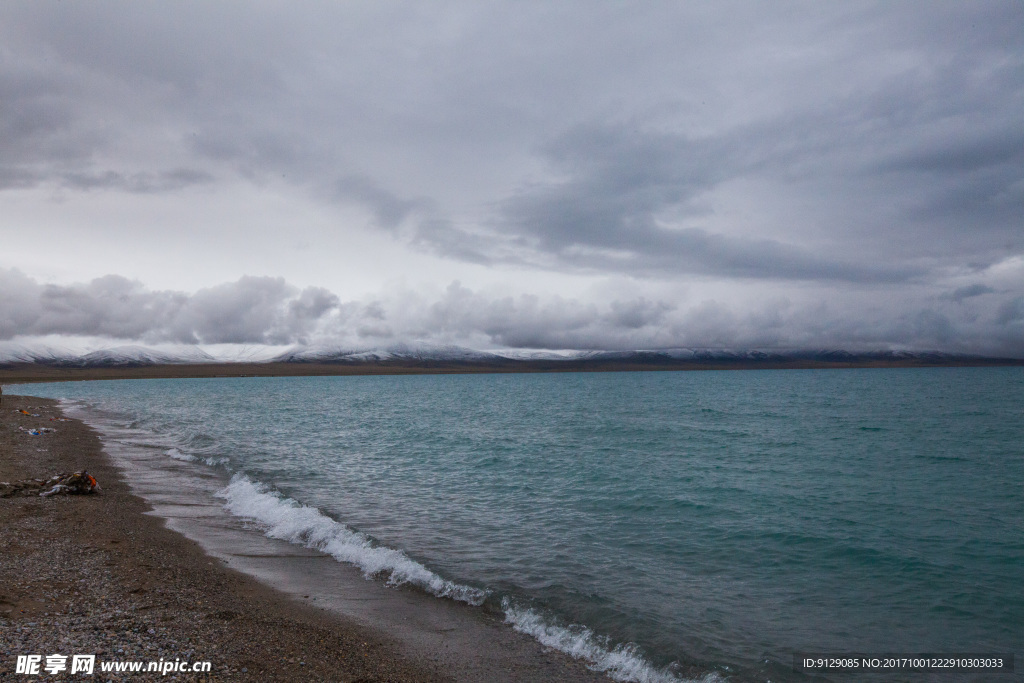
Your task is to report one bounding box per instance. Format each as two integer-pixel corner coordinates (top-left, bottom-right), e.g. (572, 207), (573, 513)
(0, 343), (216, 367)
(490, 348), (600, 361)
(73, 345), (217, 367)
(1, 341), (1017, 369)
(559, 348), (989, 365)
(0, 342), (79, 365)
(201, 344), (286, 363)
(270, 345), (1010, 366)
(272, 343), (505, 364)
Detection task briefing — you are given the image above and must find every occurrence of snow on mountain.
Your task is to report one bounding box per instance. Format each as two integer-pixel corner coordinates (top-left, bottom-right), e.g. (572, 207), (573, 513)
(199, 344), (290, 363)
(273, 342), (504, 363)
(74, 345), (217, 366)
(0, 342), (218, 366)
(491, 348), (597, 361)
(0, 341), (79, 365)
(0, 339), (991, 367)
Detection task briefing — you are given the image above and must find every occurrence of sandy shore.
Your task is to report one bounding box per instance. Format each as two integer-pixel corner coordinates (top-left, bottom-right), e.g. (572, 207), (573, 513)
(0, 396), (606, 682)
(0, 396), (451, 681)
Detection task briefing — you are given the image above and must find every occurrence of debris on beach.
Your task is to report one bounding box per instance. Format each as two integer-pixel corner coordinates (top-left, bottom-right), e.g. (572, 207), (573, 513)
(18, 426), (56, 436)
(0, 471), (101, 498)
(40, 471), (101, 497)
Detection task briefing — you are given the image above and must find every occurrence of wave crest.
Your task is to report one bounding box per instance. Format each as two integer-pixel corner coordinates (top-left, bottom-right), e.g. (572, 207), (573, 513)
(502, 598), (720, 683)
(216, 474), (487, 605)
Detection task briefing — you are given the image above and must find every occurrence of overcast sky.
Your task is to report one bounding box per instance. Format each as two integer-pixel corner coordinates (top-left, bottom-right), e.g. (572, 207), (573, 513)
(1, 1), (1022, 355)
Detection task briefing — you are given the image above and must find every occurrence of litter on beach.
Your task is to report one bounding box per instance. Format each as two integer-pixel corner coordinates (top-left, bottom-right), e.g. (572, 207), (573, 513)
(18, 426), (56, 436)
(0, 471), (101, 498)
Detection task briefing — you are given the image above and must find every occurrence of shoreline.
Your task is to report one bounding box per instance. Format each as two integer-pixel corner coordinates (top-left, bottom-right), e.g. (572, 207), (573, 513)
(0, 396), (609, 681)
(2, 356), (1022, 386)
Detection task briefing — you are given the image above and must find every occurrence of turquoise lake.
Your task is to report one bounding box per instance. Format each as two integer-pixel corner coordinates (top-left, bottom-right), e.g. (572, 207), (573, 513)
(18, 367), (1024, 681)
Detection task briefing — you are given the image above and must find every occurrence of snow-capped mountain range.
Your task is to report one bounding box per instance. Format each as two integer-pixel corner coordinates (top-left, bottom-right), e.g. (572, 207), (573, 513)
(0, 340), (999, 367)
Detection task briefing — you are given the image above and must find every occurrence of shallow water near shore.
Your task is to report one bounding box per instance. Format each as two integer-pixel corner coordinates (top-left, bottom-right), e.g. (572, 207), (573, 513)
(16, 367), (1024, 682)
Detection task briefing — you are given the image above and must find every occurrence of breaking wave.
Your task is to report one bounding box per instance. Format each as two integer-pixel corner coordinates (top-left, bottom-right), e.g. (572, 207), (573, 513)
(502, 599), (718, 683)
(216, 474), (487, 605)
(62, 399), (713, 683)
(216, 474), (693, 681)
(165, 447), (227, 467)
(165, 447), (196, 462)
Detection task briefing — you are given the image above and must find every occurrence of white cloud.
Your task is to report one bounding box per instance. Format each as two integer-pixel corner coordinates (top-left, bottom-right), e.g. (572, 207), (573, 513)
(0, 2), (1021, 354)
(2, 269), (1022, 356)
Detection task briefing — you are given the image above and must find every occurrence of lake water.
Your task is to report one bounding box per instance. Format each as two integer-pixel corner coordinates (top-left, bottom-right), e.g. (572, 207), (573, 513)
(17, 367), (1024, 681)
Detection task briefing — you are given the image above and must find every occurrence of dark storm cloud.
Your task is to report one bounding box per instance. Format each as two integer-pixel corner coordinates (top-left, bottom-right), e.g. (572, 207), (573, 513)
(393, 2), (1022, 281)
(332, 175), (429, 231)
(882, 130), (1024, 176)
(2, 3), (1021, 279)
(166, 277), (338, 345)
(485, 124), (920, 282)
(0, 168), (40, 191)
(1, 1), (1023, 355)
(996, 297), (1024, 326)
(34, 275), (186, 340)
(0, 270), (338, 345)
(329, 280), (1024, 355)
(878, 125), (1024, 235)
(467, 15), (1024, 279)
(942, 284), (997, 302)
(0, 46), (90, 187)
(61, 168), (215, 194)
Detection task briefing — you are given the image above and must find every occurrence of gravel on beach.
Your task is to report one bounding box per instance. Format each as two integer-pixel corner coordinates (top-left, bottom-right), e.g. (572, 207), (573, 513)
(0, 396), (448, 682)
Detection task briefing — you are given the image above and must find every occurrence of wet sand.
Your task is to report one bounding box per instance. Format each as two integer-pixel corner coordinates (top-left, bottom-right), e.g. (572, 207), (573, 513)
(0, 396), (607, 681)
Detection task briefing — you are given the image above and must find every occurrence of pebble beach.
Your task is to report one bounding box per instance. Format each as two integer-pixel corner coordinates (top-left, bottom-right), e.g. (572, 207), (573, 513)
(0, 396), (451, 681)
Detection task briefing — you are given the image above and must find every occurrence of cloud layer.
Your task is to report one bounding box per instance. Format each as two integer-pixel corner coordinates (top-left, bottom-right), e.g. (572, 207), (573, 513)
(0, 2), (1022, 355)
(0, 270), (337, 345)
(2, 269), (1022, 357)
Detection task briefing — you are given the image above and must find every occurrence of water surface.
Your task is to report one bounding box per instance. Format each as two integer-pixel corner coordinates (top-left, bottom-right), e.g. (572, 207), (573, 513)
(18, 367), (1024, 681)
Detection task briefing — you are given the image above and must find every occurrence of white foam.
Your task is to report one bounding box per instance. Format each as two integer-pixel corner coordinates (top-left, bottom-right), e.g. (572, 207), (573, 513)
(162, 447), (228, 468)
(502, 599), (720, 683)
(165, 447), (197, 462)
(216, 474), (487, 605)
(59, 399), (722, 682)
